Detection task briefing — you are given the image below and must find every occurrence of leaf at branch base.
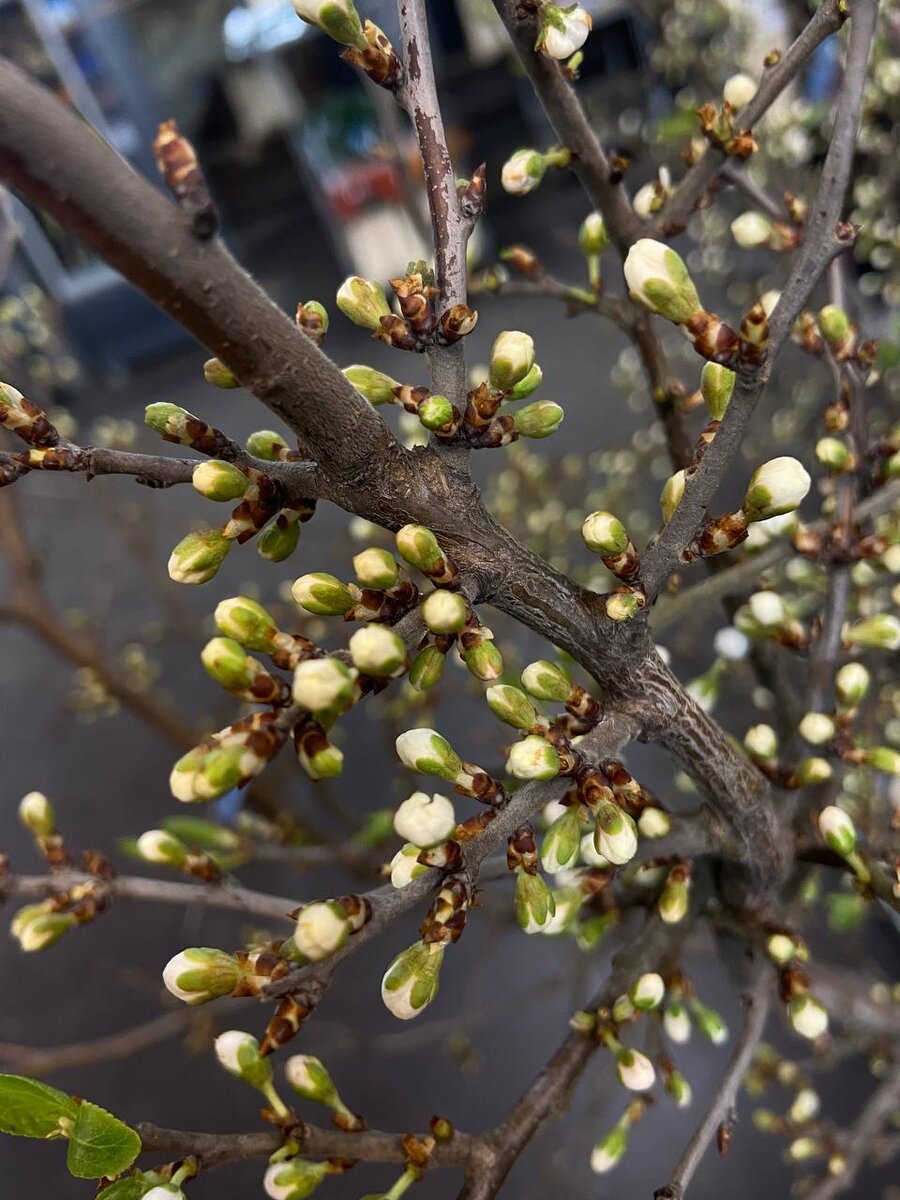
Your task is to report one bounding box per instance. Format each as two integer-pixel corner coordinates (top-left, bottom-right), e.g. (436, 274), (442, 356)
(65, 1099), (141, 1179)
(0, 1074), (77, 1138)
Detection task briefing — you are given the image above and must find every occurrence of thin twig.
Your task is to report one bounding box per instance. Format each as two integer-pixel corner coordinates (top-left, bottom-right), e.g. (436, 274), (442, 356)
(0, 1011), (192, 1077)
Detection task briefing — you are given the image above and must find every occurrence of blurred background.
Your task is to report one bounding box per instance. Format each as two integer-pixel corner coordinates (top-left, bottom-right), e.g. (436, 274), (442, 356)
(0, 0), (898, 1196)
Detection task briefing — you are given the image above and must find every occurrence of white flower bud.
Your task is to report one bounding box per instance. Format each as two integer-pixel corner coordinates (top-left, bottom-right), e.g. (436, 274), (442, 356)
(143, 1188), (186, 1200)
(292, 657), (357, 715)
(389, 843), (429, 889)
(489, 330), (536, 391)
(691, 1000), (728, 1044)
(540, 807), (582, 874)
(167, 529), (232, 585)
(581, 511), (629, 555)
(514, 870), (556, 933)
(798, 712), (836, 746)
(348, 625), (406, 677)
(422, 589), (468, 634)
(352, 547), (399, 588)
(381, 941), (444, 1019)
(817, 805), (856, 856)
(521, 659), (572, 702)
(630, 972), (665, 1011)
(214, 1030), (271, 1088)
(335, 275), (391, 330)
(789, 1087), (820, 1124)
(590, 1123), (628, 1173)
(660, 469), (686, 522)
(731, 212), (772, 249)
(615, 1047), (656, 1092)
(723, 72), (757, 108)
(393, 792), (456, 849)
(485, 684), (539, 731)
(637, 808), (671, 839)
(18, 791), (55, 838)
(845, 613), (900, 651)
(742, 457), (811, 521)
(191, 459), (248, 502)
(663, 1000), (692, 1044)
(578, 211), (608, 256)
(767, 933), (798, 965)
(285, 1054), (339, 1107)
(633, 182), (660, 220)
(137, 829), (188, 867)
(294, 900), (350, 961)
(623, 239), (701, 325)
(501, 149), (545, 196)
(713, 627), (749, 661)
(536, 3), (592, 60)
(263, 1159), (329, 1200)
(789, 994), (829, 1040)
(748, 590), (787, 628)
(163, 947), (241, 1004)
(395, 728), (463, 780)
(796, 756), (833, 785)
(593, 801), (638, 865)
(834, 662), (870, 709)
(506, 735), (560, 780)
(745, 724), (778, 759)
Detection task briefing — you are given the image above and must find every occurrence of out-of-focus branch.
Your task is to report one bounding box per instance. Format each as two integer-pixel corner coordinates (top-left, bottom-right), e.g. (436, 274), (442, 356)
(0, 1011), (191, 1077)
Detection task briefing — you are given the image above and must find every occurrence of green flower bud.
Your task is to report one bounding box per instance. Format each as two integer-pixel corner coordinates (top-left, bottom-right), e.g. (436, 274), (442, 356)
(393, 791), (456, 848)
(422, 589), (468, 634)
(291, 0), (367, 49)
(514, 400), (564, 438)
(418, 394), (453, 430)
(291, 572), (353, 616)
(506, 735), (560, 780)
(14, 910), (75, 952)
(666, 1068), (693, 1108)
(742, 457), (811, 522)
(630, 972), (665, 1011)
(624, 239), (701, 324)
(730, 211), (773, 249)
(507, 363), (543, 401)
(408, 644), (446, 691)
(294, 900), (351, 961)
(297, 733), (344, 781)
(203, 357), (239, 388)
(818, 804), (856, 854)
(796, 756), (833, 786)
(660, 469), (686, 522)
(169, 744), (248, 803)
(637, 807), (671, 838)
(581, 511), (629, 555)
(700, 362), (735, 420)
(834, 662), (870, 708)
(144, 402), (194, 442)
(18, 791), (55, 838)
(461, 635), (504, 681)
(789, 993), (828, 1040)
(163, 947), (241, 1004)
(859, 746), (900, 775)
(395, 728), (462, 780)
(263, 1158), (330, 1200)
(215, 1029), (272, 1089)
(540, 807), (582, 873)
(578, 211), (608, 256)
(396, 524), (442, 572)
(521, 659), (572, 702)
(342, 364), (400, 406)
(485, 684), (539, 731)
(202, 637), (255, 691)
(690, 999), (728, 1044)
(658, 872), (690, 925)
(348, 625), (406, 678)
(798, 712), (836, 746)
(817, 304), (851, 345)
(292, 657), (357, 715)
(815, 437), (852, 471)
(247, 429), (291, 460)
(514, 870), (556, 933)
(258, 514), (301, 563)
(284, 1054), (341, 1108)
(352, 547), (399, 590)
(215, 595), (278, 651)
(167, 528), (232, 585)
(136, 828), (189, 868)
(845, 613), (900, 651)
(336, 276), (391, 330)
(381, 941), (444, 1019)
(605, 591), (642, 621)
(590, 1121), (628, 1174)
(593, 801), (638, 865)
(489, 331), (536, 392)
(500, 149), (546, 196)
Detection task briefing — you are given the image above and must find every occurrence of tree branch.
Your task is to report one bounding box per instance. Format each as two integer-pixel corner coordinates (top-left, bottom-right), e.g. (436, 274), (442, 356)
(0, 1011), (191, 1077)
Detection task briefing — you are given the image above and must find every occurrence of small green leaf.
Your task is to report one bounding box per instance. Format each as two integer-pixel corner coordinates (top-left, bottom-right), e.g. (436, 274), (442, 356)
(96, 1179), (154, 1200)
(0, 1074), (76, 1138)
(65, 1100), (141, 1179)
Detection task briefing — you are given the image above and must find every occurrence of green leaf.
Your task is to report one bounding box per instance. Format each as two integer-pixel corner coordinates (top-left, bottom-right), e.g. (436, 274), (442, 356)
(96, 1179), (153, 1200)
(65, 1100), (141, 1179)
(0, 1074), (77, 1138)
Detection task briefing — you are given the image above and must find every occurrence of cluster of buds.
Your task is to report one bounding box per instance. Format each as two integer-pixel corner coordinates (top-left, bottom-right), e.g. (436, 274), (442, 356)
(696, 95), (758, 159)
(169, 712), (286, 803)
(337, 266), (476, 352)
(11, 878), (109, 953)
(501, 146), (571, 196)
(345, 366), (460, 437)
(734, 590), (808, 652)
(688, 457), (811, 560)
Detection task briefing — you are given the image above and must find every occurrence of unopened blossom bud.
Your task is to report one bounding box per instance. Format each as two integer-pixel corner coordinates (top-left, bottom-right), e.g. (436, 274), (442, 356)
(501, 148), (545, 196)
(381, 940), (444, 1019)
(396, 524), (443, 573)
(666, 1069), (692, 1108)
(658, 868), (690, 924)
(723, 72), (757, 108)
(486, 684), (539, 731)
(663, 1000), (692, 1044)
(507, 363), (543, 400)
(247, 430), (291, 460)
(285, 1054), (341, 1108)
(796, 756), (833, 786)
(514, 870), (556, 933)
(742, 457), (811, 521)
(144, 1187), (186, 1200)
(798, 712), (835, 746)
(541, 807), (582, 873)
(637, 807), (671, 839)
(789, 994), (829, 1040)
(767, 933), (799, 965)
(514, 400), (564, 438)
(342, 364), (400, 405)
(202, 637), (255, 692)
(521, 659), (571, 702)
(294, 900), (350, 961)
(834, 662), (870, 709)
(168, 529), (232, 585)
(594, 801), (638, 865)
(691, 999), (728, 1044)
(422, 589), (468, 634)
(605, 591), (643, 622)
(817, 304), (851, 346)
(215, 596), (278, 651)
(408, 644), (446, 691)
(630, 972), (665, 1011)
(348, 625), (406, 678)
(859, 746), (900, 775)
(581, 511), (629, 555)
(291, 572), (353, 616)
(844, 613), (900, 651)
(393, 792), (456, 848)
(789, 1087), (820, 1124)
(660, 470), (686, 522)
(390, 843), (429, 889)
(136, 828), (188, 868)
(536, 3), (592, 60)
(612, 994), (636, 1023)
(815, 437), (852, 471)
(335, 276), (391, 330)
(13, 910), (75, 952)
(395, 728), (463, 780)
(292, 657), (357, 716)
(578, 211), (608, 257)
(506, 735), (560, 780)
(258, 512), (302, 563)
(748, 590), (788, 629)
(590, 1120), (628, 1174)
(192, 459), (248, 502)
(203, 357), (239, 388)
(731, 212), (772, 249)
(624, 239), (701, 325)
(745, 724), (778, 759)
(144, 402), (194, 442)
(263, 1159), (329, 1200)
(489, 331), (536, 392)
(615, 1047), (656, 1092)
(215, 1030), (271, 1088)
(163, 947), (241, 1004)
(461, 634), (504, 681)
(418, 394), (453, 430)
(700, 362), (735, 420)
(18, 791), (55, 838)
(818, 805), (856, 855)
(291, 0), (367, 48)
(352, 547), (399, 590)
(296, 728), (344, 781)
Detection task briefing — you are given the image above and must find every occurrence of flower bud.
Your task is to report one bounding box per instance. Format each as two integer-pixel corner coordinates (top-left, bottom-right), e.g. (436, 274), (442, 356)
(136, 828), (188, 869)
(859, 746), (900, 775)
(292, 657), (357, 716)
(593, 801), (638, 865)
(730, 212), (772, 249)
(294, 900), (351, 961)
(541, 807), (582, 873)
(521, 659), (571, 702)
(489, 331), (536, 392)
(767, 933), (799, 965)
(660, 470), (686, 522)
(168, 529), (232, 585)
(789, 1087), (820, 1124)
(501, 149), (545, 196)
(263, 1159), (329, 1200)
(342, 364), (400, 405)
(215, 1030), (272, 1088)
(745, 724), (778, 759)
(192, 459), (248, 502)
(658, 868), (690, 925)
(817, 304), (851, 346)
(381, 941), (444, 1019)
(798, 712), (836, 746)
(352, 547), (399, 590)
(393, 791), (456, 848)
(418, 394), (453, 430)
(408, 644), (446, 691)
(581, 511), (629, 555)
(202, 637), (255, 692)
(789, 994), (828, 1040)
(590, 1122), (628, 1174)
(818, 805), (856, 855)
(834, 662), (870, 709)
(396, 525), (443, 573)
(514, 870), (556, 933)
(691, 999), (728, 1044)
(630, 972), (665, 1011)
(291, 572), (353, 616)
(815, 437), (852, 472)
(214, 596), (278, 651)
(485, 684), (539, 731)
(507, 363), (543, 401)
(845, 613), (900, 651)
(506, 735), (560, 780)
(624, 239), (701, 324)
(666, 1069), (692, 1108)
(247, 430), (291, 460)
(700, 362), (735, 420)
(13, 910), (75, 952)
(514, 400), (563, 438)
(605, 591), (643, 622)
(390, 843), (429, 889)
(348, 625), (406, 678)
(637, 807), (671, 839)
(163, 947), (241, 1004)
(747, 590), (787, 629)
(296, 728), (344, 781)
(285, 1054), (340, 1107)
(291, 0), (367, 48)
(578, 211), (608, 257)
(742, 457), (811, 521)
(796, 756), (833, 785)
(536, 3), (592, 60)
(396, 728), (463, 780)
(723, 72), (757, 108)
(460, 633), (504, 682)
(422, 589), (468, 634)
(144, 1187), (186, 1200)
(335, 276), (391, 330)
(144, 402), (194, 442)
(615, 1047), (656, 1092)
(18, 791), (55, 838)
(663, 1000), (691, 1044)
